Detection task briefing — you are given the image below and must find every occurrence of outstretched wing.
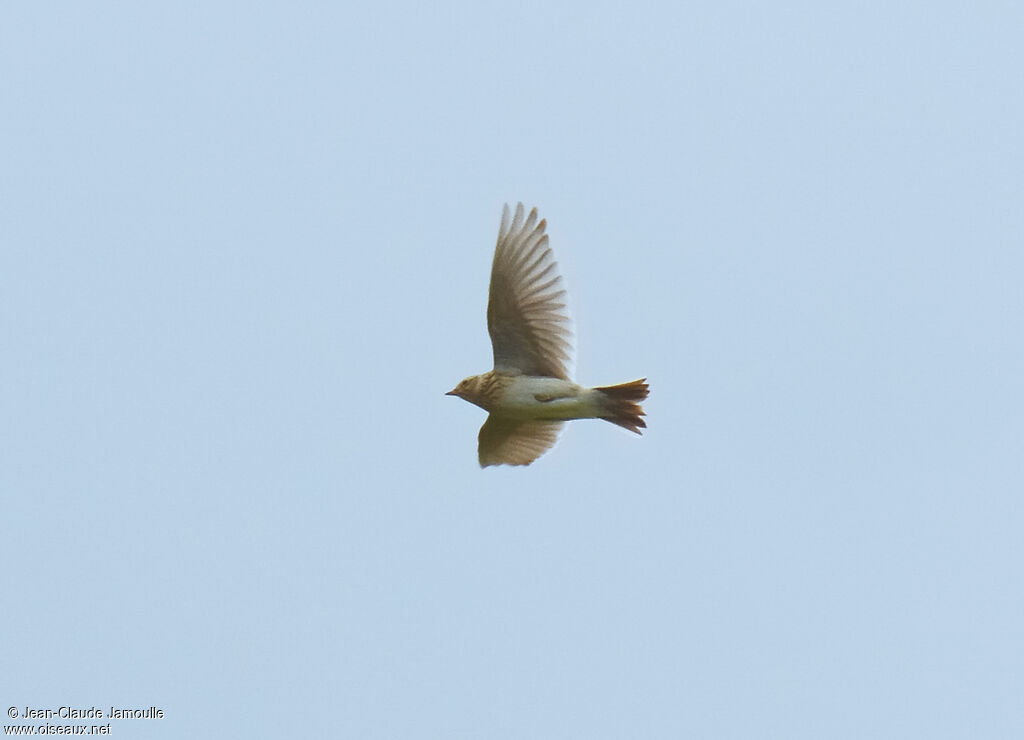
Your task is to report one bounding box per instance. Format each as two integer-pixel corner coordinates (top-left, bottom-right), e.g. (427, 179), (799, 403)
(478, 415), (564, 467)
(487, 203), (573, 380)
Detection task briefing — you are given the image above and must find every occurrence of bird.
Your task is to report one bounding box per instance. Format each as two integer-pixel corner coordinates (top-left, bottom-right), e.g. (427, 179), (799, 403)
(447, 202), (649, 467)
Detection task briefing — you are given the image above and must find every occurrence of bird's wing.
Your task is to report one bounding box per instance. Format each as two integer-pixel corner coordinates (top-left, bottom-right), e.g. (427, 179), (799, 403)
(487, 203), (574, 380)
(478, 416), (564, 467)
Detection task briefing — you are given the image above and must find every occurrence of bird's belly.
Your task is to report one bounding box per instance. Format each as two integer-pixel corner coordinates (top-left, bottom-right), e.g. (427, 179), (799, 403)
(497, 377), (594, 421)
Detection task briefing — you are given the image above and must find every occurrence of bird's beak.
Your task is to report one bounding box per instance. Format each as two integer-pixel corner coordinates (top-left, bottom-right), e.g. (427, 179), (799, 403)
(445, 388), (458, 396)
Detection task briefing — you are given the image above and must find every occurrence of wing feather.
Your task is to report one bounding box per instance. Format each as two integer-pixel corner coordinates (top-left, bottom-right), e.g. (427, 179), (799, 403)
(487, 203), (574, 379)
(478, 416), (564, 467)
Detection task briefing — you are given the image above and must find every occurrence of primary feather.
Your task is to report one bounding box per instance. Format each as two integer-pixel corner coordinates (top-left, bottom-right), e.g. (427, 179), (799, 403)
(487, 203), (574, 380)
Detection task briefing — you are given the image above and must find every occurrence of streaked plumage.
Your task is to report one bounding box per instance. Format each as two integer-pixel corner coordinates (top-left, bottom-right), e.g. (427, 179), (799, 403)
(447, 203), (649, 467)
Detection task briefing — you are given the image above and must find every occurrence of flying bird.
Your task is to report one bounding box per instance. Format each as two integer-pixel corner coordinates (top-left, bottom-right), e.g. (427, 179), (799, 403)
(447, 203), (649, 467)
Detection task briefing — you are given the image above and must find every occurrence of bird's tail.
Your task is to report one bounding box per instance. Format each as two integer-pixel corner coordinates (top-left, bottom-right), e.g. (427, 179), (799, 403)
(594, 379), (649, 434)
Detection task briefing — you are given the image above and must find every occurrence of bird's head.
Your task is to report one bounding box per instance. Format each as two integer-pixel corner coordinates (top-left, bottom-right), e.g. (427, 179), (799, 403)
(446, 374), (487, 408)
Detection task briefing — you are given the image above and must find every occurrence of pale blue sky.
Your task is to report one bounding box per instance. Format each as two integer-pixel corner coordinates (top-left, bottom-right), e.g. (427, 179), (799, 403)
(3, 2), (1022, 738)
